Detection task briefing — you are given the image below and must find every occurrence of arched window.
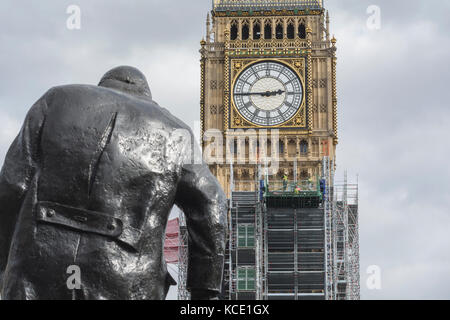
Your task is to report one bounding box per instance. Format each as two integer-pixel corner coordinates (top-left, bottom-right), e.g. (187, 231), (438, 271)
(242, 22), (249, 40)
(287, 22), (295, 39)
(279, 141), (285, 154)
(264, 22), (272, 40)
(300, 140), (308, 155)
(253, 22), (261, 40)
(230, 22), (238, 40)
(288, 139), (296, 157)
(298, 23), (306, 39)
(275, 23), (283, 39)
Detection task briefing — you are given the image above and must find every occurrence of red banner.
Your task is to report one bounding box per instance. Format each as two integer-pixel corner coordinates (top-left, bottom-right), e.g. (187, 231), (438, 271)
(164, 218), (180, 264)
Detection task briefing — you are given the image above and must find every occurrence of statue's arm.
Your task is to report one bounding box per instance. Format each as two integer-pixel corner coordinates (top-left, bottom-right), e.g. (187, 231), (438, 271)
(0, 95), (48, 286)
(175, 163), (228, 300)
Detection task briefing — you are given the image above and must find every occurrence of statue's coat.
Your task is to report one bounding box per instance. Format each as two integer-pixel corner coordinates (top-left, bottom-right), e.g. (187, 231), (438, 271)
(0, 66), (227, 300)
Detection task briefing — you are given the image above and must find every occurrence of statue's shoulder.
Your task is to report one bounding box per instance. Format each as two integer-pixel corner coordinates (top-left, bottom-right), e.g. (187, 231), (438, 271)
(44, 84), (128, 103)
(39, 85), (121, 113)
(42, 84), (153, 114)
(43, 84), (193, 134)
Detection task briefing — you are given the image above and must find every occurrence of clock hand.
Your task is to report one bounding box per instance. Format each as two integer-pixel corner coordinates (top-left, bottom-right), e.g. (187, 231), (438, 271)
(261, 89), (285, 97)
(234, 92), (264, 96)
(235, 89), (285, 97)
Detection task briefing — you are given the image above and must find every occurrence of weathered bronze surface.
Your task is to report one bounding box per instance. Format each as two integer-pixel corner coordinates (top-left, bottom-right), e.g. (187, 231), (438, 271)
(0, 66), (227, 300)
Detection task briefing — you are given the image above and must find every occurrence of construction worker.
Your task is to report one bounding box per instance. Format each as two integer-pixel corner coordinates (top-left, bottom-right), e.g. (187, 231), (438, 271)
(320, 178), (326, 195)
(283, 174), (288, 191)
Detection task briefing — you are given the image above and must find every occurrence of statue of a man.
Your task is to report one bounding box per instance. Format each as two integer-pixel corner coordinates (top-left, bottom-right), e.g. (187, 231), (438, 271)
(0, 66), (227, 300)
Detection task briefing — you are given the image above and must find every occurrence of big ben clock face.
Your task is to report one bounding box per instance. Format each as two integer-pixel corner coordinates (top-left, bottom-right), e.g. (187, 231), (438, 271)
(233, 61), (304, 127)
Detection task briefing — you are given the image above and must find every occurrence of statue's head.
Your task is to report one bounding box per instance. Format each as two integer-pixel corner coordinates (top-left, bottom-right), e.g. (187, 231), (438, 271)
(98, 66), (152, 99)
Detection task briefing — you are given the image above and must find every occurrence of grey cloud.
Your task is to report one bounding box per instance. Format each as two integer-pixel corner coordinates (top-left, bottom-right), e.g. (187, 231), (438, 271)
(327, 0), (450, 299)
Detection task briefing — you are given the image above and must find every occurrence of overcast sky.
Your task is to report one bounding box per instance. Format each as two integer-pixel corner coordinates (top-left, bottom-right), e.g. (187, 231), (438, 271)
(0, 0), (449, 300)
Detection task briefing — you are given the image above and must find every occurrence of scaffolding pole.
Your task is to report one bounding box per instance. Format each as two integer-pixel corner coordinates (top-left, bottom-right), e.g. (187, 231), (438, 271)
(177, 212), (190, 300)
(322, 156), (334, 300)
(345, 175), (360, 300)
(329, 170), (360, 300)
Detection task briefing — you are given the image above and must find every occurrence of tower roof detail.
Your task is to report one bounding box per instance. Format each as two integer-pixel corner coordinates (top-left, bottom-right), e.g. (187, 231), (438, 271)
(212, 0), (323, 12)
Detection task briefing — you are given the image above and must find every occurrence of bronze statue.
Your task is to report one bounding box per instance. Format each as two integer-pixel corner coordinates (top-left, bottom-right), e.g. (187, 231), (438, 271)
(0, 66), (227, 300)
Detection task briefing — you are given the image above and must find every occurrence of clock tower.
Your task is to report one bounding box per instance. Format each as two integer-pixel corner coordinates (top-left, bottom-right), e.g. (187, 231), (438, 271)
(200, 0), (337, 195)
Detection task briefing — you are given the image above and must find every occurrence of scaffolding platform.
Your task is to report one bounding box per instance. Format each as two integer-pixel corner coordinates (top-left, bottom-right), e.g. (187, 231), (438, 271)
(265, 193), (322, 209)
(265, 179), (323, 209)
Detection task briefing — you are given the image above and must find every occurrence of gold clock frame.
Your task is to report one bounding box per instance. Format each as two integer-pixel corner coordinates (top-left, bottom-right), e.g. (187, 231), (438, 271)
(226, 57), (308, 130)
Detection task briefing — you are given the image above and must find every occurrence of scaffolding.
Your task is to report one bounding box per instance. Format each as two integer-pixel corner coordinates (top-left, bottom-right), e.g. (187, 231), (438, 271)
(176, 157), (359, 300)
(218, 157), (359, 300)
(177, 212), (190, 300)
(323, 157), (360, 300)
(332, 172), (360, 300)
(323, 157), (334, 300)
(223, 191), (261, 300)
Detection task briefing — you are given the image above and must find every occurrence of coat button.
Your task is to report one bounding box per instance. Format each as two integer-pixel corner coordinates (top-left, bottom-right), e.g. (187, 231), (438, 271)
(47, 210), (55, 217)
